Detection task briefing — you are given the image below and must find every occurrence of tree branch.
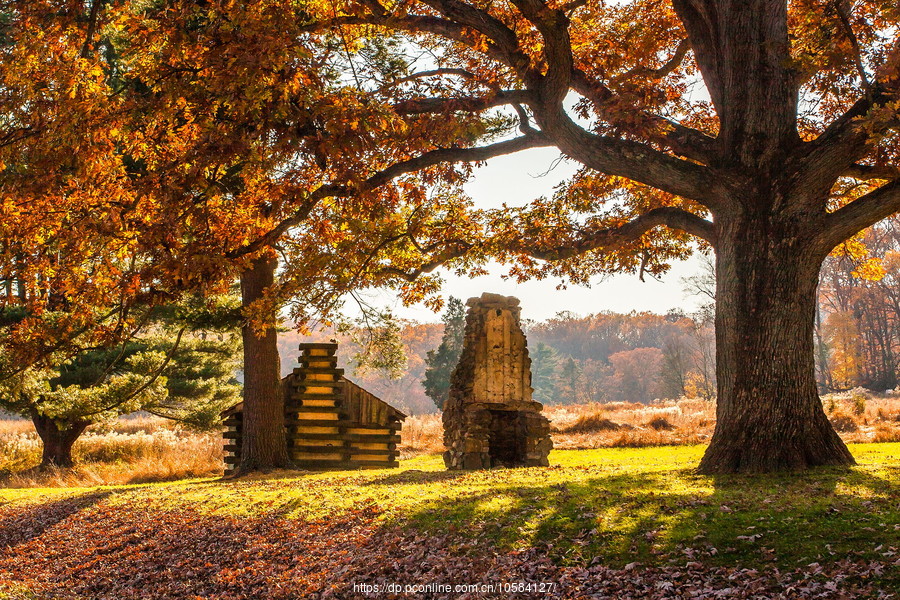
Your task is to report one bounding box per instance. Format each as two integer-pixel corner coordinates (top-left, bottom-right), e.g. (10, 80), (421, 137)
(227, 133), (553, 258)
(509, 206), (716, 261)
(509, 0), (573, 104)
(569, 68), (718, 164)
(379, 68), (476, 91)
(844, 164), (900, 181)
(541, 113), (727, 209)
(610, 38), (691, 85)
(82, 326), (186, 418)
(393, 90), (535, 115)
(380, 240), (473, 282)
(792, 84), (899, 202)
(80, 0), (103, 59)
(821, 179), (900, 252)
(833, 0), (871, 97)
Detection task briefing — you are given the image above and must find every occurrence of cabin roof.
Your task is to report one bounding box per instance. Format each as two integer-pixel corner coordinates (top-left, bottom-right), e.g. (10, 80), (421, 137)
(220, 375), (407, 421)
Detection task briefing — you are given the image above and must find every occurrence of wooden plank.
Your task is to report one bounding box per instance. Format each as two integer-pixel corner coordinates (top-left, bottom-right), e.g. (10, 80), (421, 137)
(295, 385), (340, 394)
(291, 451), (344, 461)
(289, 440), (345, 449)
(306, 372), (340, 382)
(352, 442), (390, 451)
(288, 439), (346, 452)
(299, 343), (338, 351)
(293, 425), (340, 434)
(291, 433), (401, 443)
(287, 419), (354, 427)
(300, 398), (337, 408)
(291, 443), (346, 452)
(290, 459), (399, 470)
(224, 444), (239, 452)
(348, 449), (395, 456)
(300, 358), (336, 368)
(346, 427), (392, 435)
(286, 410), (339, 420)
(353, 455), (392, 462)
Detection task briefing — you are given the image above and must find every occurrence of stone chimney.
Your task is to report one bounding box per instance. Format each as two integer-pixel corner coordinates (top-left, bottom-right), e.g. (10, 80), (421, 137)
(443, 293), (552, 469)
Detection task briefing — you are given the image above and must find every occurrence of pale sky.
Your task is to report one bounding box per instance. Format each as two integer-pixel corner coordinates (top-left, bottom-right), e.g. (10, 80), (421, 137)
(367, 146), (707, 323)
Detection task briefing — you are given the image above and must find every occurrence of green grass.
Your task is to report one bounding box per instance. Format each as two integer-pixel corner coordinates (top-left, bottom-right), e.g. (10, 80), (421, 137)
(2, 444), (899, 576)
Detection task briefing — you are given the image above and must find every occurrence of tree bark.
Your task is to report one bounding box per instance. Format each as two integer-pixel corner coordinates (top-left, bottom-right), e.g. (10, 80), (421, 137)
(32, 413), (90, 468)
(699, 213), (855, 473)
(236, 254), (291, 473)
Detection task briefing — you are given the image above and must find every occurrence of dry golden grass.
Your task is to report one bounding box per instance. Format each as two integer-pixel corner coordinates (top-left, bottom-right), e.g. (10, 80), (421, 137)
(544, 398), (717, 450)
(0, 416), (222, 488)
(4, 392), (900, 487)
(823, 389), (900, 443)
(397, 393), (900, 457)
(397, 413), (444, 458)
(0, 418), (36, 436)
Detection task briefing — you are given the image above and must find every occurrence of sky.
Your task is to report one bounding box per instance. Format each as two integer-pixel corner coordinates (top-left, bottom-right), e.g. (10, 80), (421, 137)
(366, 146), (708, 324)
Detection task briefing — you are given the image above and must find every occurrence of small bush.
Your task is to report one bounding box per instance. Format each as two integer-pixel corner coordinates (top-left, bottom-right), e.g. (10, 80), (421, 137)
(562, 413), (622, 433)
(873, 424), (900, 443)
(645, 417), (675, 431)
(851, 393), (868, 416)
(829, 411), (859, 433)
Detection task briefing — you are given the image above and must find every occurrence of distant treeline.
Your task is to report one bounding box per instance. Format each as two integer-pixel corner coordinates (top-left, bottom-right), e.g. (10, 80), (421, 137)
(273, 219), (900, 416)
(279, 308), (716, 415)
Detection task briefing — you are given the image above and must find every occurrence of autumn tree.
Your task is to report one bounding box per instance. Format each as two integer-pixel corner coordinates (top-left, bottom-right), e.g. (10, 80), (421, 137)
(2, 1), (495, 473)
(422, 296), (466, 410)
(607, 347), (665, 403)
(818, 217), (900, 391)
(297, 0), (900, 472)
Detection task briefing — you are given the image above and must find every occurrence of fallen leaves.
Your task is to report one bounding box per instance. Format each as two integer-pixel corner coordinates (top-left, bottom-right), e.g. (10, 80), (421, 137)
(0, 490), (897, 599)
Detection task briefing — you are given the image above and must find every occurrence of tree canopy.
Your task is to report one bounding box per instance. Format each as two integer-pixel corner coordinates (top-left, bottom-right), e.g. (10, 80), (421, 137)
(2, 0), (899, 473)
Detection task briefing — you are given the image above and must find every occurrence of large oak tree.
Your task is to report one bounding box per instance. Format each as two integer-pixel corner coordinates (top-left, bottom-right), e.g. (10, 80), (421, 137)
(296, 0), (900, 473)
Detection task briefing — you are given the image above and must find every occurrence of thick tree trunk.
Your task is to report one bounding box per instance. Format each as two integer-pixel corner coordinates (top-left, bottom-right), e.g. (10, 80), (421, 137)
(32, 414), (89, 468)
(236, 254), (291, 473)
(699, 214), (855, 474)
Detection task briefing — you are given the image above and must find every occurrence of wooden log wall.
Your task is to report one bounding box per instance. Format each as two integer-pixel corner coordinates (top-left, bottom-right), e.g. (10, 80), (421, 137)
(223, 342), (405, 475)
(222, 411), (242, 476)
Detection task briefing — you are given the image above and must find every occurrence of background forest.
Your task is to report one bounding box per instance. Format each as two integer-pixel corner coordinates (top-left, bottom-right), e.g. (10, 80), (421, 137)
(279, 218), (900, 417)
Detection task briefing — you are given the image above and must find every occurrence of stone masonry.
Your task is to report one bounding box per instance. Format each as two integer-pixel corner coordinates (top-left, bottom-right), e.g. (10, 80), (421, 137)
(443, 293), (552, 469)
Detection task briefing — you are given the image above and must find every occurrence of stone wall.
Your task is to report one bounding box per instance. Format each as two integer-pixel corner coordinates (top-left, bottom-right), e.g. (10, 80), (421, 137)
(443, 293), (552, 469)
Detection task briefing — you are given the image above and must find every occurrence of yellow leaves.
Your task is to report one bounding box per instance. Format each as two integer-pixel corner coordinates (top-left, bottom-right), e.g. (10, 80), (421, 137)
(833, 237), (886, 281)
(824, 311), (863, 389)
(851, 258), (886, 281)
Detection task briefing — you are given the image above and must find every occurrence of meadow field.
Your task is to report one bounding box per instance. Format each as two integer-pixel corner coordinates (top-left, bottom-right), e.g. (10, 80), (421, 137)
(0, 396), (898, 597)
(0, 445), (897, 598)
(2, 391), (900, 488)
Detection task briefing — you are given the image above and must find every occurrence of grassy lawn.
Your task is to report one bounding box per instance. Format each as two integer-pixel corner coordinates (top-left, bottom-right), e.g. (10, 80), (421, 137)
(2, 443), (898, 579)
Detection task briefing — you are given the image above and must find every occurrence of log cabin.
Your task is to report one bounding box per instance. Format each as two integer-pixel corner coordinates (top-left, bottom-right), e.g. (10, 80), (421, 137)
(223, 342), (406, 474)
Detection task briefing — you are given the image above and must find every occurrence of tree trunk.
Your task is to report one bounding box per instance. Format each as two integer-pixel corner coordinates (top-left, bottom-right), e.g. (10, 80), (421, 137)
(32, 413), (89, 468)
(699, 214), (855, 474)
(236, 254), (291, 473)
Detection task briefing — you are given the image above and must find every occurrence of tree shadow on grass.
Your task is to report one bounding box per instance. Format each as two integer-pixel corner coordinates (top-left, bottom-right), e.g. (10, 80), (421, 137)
(393, 464), (900, 572)
(362, 469), (469, 486)
(0, 490), (111, 549)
